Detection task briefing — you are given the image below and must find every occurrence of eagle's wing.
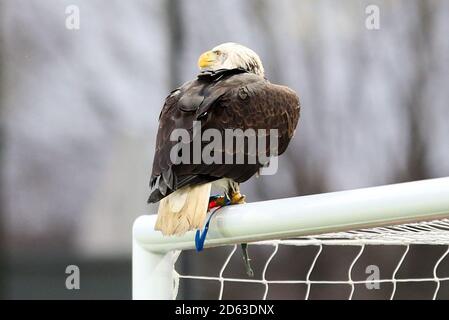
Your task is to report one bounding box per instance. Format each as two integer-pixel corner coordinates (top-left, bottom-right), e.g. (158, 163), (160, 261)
(149, 69), (300, 203)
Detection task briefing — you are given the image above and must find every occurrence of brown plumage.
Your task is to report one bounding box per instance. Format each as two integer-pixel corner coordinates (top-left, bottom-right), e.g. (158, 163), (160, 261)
(149, 68), (300, 202)
(149, 59), (300, 236)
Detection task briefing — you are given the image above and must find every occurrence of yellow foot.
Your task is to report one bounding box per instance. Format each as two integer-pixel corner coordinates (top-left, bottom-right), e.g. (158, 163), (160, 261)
(231, 192), (246, 204)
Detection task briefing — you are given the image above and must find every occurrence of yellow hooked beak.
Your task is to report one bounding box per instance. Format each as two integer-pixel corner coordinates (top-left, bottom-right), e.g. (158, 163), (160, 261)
(197, 50), (217, 69)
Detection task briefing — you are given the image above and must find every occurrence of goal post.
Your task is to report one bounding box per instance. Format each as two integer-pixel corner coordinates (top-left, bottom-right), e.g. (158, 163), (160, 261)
(132, 177), (449, 300)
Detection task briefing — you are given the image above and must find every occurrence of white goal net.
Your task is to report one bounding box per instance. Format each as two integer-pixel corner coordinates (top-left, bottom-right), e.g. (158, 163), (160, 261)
(173, 219), (449, 300)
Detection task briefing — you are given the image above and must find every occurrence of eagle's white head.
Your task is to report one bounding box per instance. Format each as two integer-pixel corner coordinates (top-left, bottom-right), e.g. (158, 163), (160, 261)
(197, 42), (265, 77)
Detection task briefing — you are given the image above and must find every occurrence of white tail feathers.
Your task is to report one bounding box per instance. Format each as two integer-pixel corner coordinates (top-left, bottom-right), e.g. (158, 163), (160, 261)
(154, 183), (212, 236)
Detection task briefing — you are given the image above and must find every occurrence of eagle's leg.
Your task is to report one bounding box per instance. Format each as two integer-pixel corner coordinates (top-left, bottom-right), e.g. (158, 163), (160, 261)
(224, 180), (246, 205)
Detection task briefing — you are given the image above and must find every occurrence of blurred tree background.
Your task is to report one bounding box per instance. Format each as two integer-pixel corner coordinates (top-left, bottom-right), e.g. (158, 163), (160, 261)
(0, 0), (448, 299)
(0, 0), (5, 298)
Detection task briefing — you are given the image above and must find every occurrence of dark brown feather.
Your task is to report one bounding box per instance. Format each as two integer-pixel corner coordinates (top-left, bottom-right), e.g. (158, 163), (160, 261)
(148, 68), (300, 203)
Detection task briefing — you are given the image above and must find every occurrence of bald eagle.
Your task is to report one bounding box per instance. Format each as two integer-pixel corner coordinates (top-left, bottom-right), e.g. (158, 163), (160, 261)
(149, 43), (300, 238)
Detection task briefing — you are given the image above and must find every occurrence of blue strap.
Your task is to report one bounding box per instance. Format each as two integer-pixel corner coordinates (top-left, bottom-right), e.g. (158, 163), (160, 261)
(195, 209), (221, 252)
(195, 196), (231, 252)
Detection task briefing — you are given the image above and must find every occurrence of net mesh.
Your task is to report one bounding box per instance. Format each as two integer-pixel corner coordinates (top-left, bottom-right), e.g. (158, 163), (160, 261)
(173, 219), (449, 299)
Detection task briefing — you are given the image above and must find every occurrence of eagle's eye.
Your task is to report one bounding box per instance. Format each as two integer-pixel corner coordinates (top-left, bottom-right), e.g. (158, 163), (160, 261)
(213, 50), (221, 56)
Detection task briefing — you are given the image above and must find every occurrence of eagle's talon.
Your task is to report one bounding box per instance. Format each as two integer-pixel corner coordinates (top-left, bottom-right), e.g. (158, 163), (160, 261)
(231, 192), (246, 205)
